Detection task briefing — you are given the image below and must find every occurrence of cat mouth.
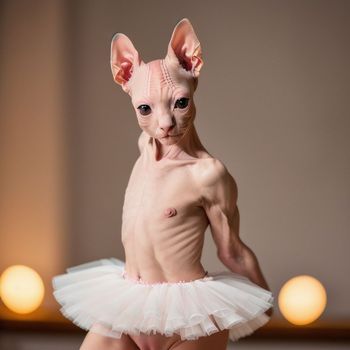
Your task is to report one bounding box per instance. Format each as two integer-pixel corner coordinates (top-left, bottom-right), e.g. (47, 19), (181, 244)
(162, 134), (180, 139)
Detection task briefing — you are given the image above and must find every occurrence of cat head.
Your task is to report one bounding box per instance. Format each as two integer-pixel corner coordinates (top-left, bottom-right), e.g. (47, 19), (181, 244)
(110, 18), (203, 145)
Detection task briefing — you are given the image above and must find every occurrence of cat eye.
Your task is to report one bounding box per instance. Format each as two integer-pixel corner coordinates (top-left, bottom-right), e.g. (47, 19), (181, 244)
(137, 104), (151, 116)
(174, 97), (189, 109)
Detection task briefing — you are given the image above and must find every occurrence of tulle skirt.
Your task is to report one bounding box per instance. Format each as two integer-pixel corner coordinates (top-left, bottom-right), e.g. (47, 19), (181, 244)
(52, 258), (274, 342)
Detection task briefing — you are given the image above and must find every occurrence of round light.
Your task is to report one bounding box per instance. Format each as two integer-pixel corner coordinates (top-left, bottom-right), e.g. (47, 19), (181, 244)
(278, 275), (327, 325)
(0, 265), (45, 314)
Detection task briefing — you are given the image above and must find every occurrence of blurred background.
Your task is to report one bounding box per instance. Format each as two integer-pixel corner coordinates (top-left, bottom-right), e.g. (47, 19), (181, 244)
(0, 0), (349, 349)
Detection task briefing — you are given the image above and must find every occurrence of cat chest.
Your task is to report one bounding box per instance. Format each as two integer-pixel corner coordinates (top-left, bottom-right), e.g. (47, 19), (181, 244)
(121, 162), (202, 226)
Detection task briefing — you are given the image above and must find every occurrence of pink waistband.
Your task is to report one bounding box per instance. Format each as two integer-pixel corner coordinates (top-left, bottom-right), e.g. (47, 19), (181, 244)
(122, 269), (211, 285)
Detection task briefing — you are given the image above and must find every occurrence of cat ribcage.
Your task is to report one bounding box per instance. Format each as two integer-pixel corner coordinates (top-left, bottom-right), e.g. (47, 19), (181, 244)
(121, 155), (210, 268)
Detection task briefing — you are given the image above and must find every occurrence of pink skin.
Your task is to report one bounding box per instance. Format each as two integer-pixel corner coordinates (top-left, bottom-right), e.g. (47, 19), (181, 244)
(80, 18), (272, 350)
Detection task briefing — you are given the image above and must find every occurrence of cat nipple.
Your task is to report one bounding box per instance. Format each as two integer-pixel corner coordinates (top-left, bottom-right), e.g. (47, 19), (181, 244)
(164, 207), (177, 218)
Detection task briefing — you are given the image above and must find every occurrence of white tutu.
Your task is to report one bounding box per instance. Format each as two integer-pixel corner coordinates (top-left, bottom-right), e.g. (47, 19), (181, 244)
(52, 258), (274, 342)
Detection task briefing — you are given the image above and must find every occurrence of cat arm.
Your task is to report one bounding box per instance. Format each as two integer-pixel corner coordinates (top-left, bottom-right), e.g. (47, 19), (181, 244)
(198, 158), (273, 315)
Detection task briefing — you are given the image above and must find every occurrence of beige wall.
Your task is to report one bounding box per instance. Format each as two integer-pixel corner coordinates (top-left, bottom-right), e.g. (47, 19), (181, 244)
(0, 0), (68, 309)
(1, 0), (349, 320)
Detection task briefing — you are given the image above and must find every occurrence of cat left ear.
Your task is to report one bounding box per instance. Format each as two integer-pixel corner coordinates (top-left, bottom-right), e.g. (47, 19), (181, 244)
(110, 33), (142, 93)
(165, 18), (203, 78)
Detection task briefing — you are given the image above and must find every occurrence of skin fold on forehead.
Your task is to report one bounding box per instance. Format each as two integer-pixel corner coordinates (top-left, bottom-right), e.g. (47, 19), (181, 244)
(129, 59), (195, 107)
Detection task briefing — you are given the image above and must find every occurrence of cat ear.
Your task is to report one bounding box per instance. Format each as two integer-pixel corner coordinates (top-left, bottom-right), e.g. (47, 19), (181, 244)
(110, 33), (142, 93)
(165, 18), (203, 78)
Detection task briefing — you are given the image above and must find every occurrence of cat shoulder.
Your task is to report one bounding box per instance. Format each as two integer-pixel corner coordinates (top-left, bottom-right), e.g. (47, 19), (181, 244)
(192, 157), (236, 200)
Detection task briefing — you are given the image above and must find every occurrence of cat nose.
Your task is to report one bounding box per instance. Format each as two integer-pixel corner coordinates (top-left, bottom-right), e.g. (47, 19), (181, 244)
(160, 125), (174, 134)
(159, 118), (175, 133)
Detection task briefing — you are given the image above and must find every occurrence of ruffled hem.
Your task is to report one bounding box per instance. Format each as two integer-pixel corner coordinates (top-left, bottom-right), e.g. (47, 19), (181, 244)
(52, 258), (274, 342)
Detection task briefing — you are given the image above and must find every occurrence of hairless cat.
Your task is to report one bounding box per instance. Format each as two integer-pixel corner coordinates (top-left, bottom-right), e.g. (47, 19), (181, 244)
(52, 18), (274, 350)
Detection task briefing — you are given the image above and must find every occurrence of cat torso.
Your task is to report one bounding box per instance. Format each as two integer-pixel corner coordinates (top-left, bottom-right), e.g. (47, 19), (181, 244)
(121, 135), (212, 283)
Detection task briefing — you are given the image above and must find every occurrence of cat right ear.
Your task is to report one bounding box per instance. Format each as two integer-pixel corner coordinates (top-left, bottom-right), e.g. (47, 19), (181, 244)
(110, 33), (142, 93)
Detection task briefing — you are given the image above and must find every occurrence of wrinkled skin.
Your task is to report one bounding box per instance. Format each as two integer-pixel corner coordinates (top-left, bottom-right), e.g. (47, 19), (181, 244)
(80, 18), (272, 350)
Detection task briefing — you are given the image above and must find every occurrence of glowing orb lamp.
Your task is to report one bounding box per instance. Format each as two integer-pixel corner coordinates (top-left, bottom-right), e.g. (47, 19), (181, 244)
(278, 274), (327, 325)
(0, 265), (45, 314)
